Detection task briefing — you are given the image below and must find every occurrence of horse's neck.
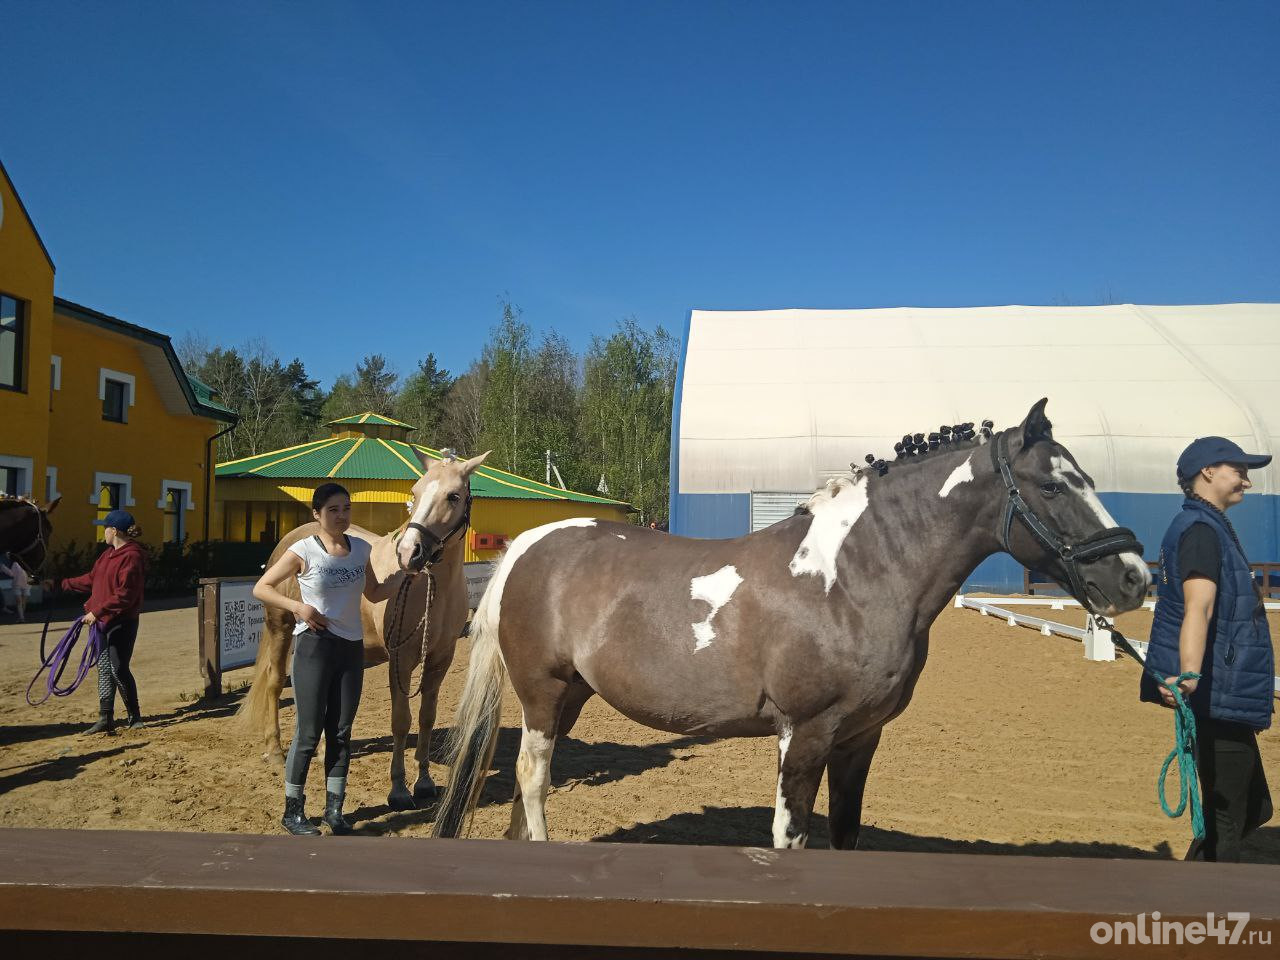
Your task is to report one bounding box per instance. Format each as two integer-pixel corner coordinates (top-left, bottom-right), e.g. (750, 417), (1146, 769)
(856, 447), (1004, 624)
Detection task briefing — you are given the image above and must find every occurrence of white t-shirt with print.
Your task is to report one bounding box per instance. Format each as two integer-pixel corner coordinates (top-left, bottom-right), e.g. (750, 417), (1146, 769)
(287, 535), (371, 642)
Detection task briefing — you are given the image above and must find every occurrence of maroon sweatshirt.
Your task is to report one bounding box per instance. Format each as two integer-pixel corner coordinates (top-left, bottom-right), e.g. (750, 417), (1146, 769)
(60, 540), (147, 625)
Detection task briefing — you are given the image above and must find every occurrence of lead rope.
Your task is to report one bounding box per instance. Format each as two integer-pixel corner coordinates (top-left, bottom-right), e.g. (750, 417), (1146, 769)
(386, 572), (433, 699)
(1157, 672), (1205, 841)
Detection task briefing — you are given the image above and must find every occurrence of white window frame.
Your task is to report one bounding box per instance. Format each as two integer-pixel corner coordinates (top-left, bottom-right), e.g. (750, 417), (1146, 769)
(0, 454), (34, 497)
(45, 466), (59, 501)
(90, 471), (135, 507)
(157, 479), (195, 510)
(98, 368), (136, 421)
(50, 355), (62, 390)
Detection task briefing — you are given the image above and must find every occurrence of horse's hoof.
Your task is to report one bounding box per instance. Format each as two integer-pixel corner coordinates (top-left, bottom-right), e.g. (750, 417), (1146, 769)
(387, 791), (416, 812)
(413, 780), (438, 803)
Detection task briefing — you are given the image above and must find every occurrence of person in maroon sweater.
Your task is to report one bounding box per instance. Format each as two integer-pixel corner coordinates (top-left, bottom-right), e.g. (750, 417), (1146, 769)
(46, 509), (148, 734)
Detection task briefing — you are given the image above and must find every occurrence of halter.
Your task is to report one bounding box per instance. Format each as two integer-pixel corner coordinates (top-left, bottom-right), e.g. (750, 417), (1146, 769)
(403, 493), (472, 567)
(3, 499), (49, 576)
(990, 430), (1143, 603)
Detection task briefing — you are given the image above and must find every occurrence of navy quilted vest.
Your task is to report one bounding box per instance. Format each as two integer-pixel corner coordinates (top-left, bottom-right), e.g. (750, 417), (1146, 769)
(1142, 498), (1273, 729)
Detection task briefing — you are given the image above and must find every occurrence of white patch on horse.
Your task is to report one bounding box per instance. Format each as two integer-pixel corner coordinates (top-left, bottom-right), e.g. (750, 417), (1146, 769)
(516, 721), (556, 841)
(788, 476), (869, 593)
(1050, 455), (1150, 587)
(410, 481), (439, 527)
(689, 565), (743, 651)
(772, 723), (803, 848)
(489, 518), (597, 620)
(939, 455), (974, 498)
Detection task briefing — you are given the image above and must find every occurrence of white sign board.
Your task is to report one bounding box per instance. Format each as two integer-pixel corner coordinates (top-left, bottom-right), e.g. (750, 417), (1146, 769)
(218, 580), (264, 671)
(464, 561), (493, 609)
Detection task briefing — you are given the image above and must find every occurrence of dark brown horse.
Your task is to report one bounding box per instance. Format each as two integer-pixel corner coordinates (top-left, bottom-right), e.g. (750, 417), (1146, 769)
(434, 400), (1151, 847)
(0, 496), (59, 575)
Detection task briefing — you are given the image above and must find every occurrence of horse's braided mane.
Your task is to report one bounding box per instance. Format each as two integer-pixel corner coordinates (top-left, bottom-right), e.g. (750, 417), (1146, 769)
(793, 419), (999, 516)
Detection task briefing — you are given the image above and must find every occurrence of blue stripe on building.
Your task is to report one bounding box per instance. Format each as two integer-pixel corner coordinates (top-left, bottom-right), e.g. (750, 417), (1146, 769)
(670, 490), (1280, 592)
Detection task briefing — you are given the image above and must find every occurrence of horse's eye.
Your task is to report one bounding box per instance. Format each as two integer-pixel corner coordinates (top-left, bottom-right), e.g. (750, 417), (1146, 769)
(447, 492), (461, 503)
(1040, 482), (1062, 497)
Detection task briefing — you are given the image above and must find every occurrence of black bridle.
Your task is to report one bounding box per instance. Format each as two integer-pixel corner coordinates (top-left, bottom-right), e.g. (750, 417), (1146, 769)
(402, 493), (472, 567)
(990, 430), (1143, 603)
(3, 500), (49, 576)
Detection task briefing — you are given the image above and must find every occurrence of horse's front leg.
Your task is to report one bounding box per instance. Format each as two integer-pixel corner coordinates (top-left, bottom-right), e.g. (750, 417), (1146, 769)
(772, 716), (837, 849)
(411, 662), (449, 803)
(826, 726), (883, 850)
(386, 646), (415, 810)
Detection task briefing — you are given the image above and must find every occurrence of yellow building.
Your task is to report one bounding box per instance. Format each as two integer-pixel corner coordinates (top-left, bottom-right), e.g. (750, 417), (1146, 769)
(215, 413), (633, 563)
(0, 157), (236, 551)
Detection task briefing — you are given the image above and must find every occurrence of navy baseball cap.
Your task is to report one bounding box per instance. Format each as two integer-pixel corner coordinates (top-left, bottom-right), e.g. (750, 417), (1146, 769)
(1176, 437), (1272, 482)
(96, 509), (136, 530)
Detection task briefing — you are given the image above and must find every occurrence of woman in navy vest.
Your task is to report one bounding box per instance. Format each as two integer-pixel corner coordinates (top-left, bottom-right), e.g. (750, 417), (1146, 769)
(1142, 437), (1274, 861)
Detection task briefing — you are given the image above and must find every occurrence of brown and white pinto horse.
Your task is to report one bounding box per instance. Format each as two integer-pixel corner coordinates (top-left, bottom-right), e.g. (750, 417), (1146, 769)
(434, 400), (1151, 847)
(238, 451), (487, 809)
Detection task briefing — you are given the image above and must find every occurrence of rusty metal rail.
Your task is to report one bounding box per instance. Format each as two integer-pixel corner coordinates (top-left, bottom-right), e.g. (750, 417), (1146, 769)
(0, 828), (1275, 958)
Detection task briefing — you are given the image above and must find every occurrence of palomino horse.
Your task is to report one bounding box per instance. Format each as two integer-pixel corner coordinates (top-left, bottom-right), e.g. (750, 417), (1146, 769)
(239, 451), (488, 809)
(0, 496), (59, 575)
(434, 399), (1151, 847)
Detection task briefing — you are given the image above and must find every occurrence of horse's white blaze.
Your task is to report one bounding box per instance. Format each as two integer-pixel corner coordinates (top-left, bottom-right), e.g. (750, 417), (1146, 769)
(516, 722), (556, 842)
(689, 565), (743, 651)
(788, 476), (869, 592)
(939, 455), (974, 498)
(772, 723), (803, 848)
(489, 518), (597, 620)
(1050, 456), (1150, 588)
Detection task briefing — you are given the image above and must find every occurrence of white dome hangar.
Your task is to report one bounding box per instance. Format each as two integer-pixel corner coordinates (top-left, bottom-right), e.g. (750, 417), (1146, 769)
(668, 304), (1280, 591)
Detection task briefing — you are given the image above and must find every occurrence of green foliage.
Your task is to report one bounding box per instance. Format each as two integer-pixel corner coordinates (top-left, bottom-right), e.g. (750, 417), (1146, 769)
(44, 539), (275, 599)
(179, 302), (678, 521)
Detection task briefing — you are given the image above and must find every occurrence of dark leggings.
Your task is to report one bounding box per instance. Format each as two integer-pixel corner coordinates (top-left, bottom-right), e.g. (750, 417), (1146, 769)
(1186, 715), (1273, 862)
(284, 630), (364, 788)
(96, 617), (140, 717)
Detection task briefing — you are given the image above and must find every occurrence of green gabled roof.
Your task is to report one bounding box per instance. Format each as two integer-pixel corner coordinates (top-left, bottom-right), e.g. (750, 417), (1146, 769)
(327, 412), (414, 429)
(186, 374), (235, 418)
(216, 436), (630, 507)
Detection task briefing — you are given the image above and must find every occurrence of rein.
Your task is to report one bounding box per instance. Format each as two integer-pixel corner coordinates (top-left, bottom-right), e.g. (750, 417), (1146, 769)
(990, 430), (1143, 602)
(386, 572), (434, 698)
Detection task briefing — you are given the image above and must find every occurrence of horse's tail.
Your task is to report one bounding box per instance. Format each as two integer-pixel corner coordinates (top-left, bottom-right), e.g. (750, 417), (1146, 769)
(433, 579), (507, 838)
(235, 609), (288, 736)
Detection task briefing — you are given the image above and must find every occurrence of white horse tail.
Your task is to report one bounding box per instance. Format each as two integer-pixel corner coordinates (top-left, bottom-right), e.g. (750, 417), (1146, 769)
(433, 582), (507, 838)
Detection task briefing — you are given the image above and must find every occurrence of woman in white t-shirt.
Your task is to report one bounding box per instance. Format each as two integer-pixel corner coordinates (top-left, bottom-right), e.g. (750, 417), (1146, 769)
(254, 482), (408, 836)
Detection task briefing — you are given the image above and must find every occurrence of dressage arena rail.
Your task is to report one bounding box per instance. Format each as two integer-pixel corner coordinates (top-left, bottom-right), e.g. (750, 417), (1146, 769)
(1, 829), (1276, 959)
(956, 594), (1280, 694)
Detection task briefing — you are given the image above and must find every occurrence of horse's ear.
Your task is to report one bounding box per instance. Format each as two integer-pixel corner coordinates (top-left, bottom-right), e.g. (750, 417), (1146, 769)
(43, 496), (61, 515)
(412, 446), (436, 471)
(1019, 398), (1054, 448)
(462, 451), (491, 476)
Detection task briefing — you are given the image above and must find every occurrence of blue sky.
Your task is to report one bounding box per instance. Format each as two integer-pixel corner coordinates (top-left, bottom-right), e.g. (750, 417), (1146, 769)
(3, 1), (1277, 388)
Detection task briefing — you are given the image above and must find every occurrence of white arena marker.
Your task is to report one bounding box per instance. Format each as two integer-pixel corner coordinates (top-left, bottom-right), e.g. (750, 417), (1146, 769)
(788, 476), (869, 593)
(938, 455), (974, 498)
(690, 565), (743, 651)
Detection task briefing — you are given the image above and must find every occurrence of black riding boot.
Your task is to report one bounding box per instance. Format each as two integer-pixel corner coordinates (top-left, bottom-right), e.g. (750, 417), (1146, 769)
(281, 795), (320, 836)
(324, 792), (353, 835)
(83, 702), (114, 736)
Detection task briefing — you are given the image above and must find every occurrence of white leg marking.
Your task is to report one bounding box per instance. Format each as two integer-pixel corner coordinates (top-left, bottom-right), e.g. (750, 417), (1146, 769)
(689, 564), (744, 651)
(789, 476), (870, 592)
(772, 724), (805, 848)
(939, 455), (974, 497)
(516, 722), (556, 842)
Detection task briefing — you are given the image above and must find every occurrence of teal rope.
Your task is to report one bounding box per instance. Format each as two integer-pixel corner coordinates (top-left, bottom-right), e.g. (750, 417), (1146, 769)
(1156, 671), (1204, 841)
